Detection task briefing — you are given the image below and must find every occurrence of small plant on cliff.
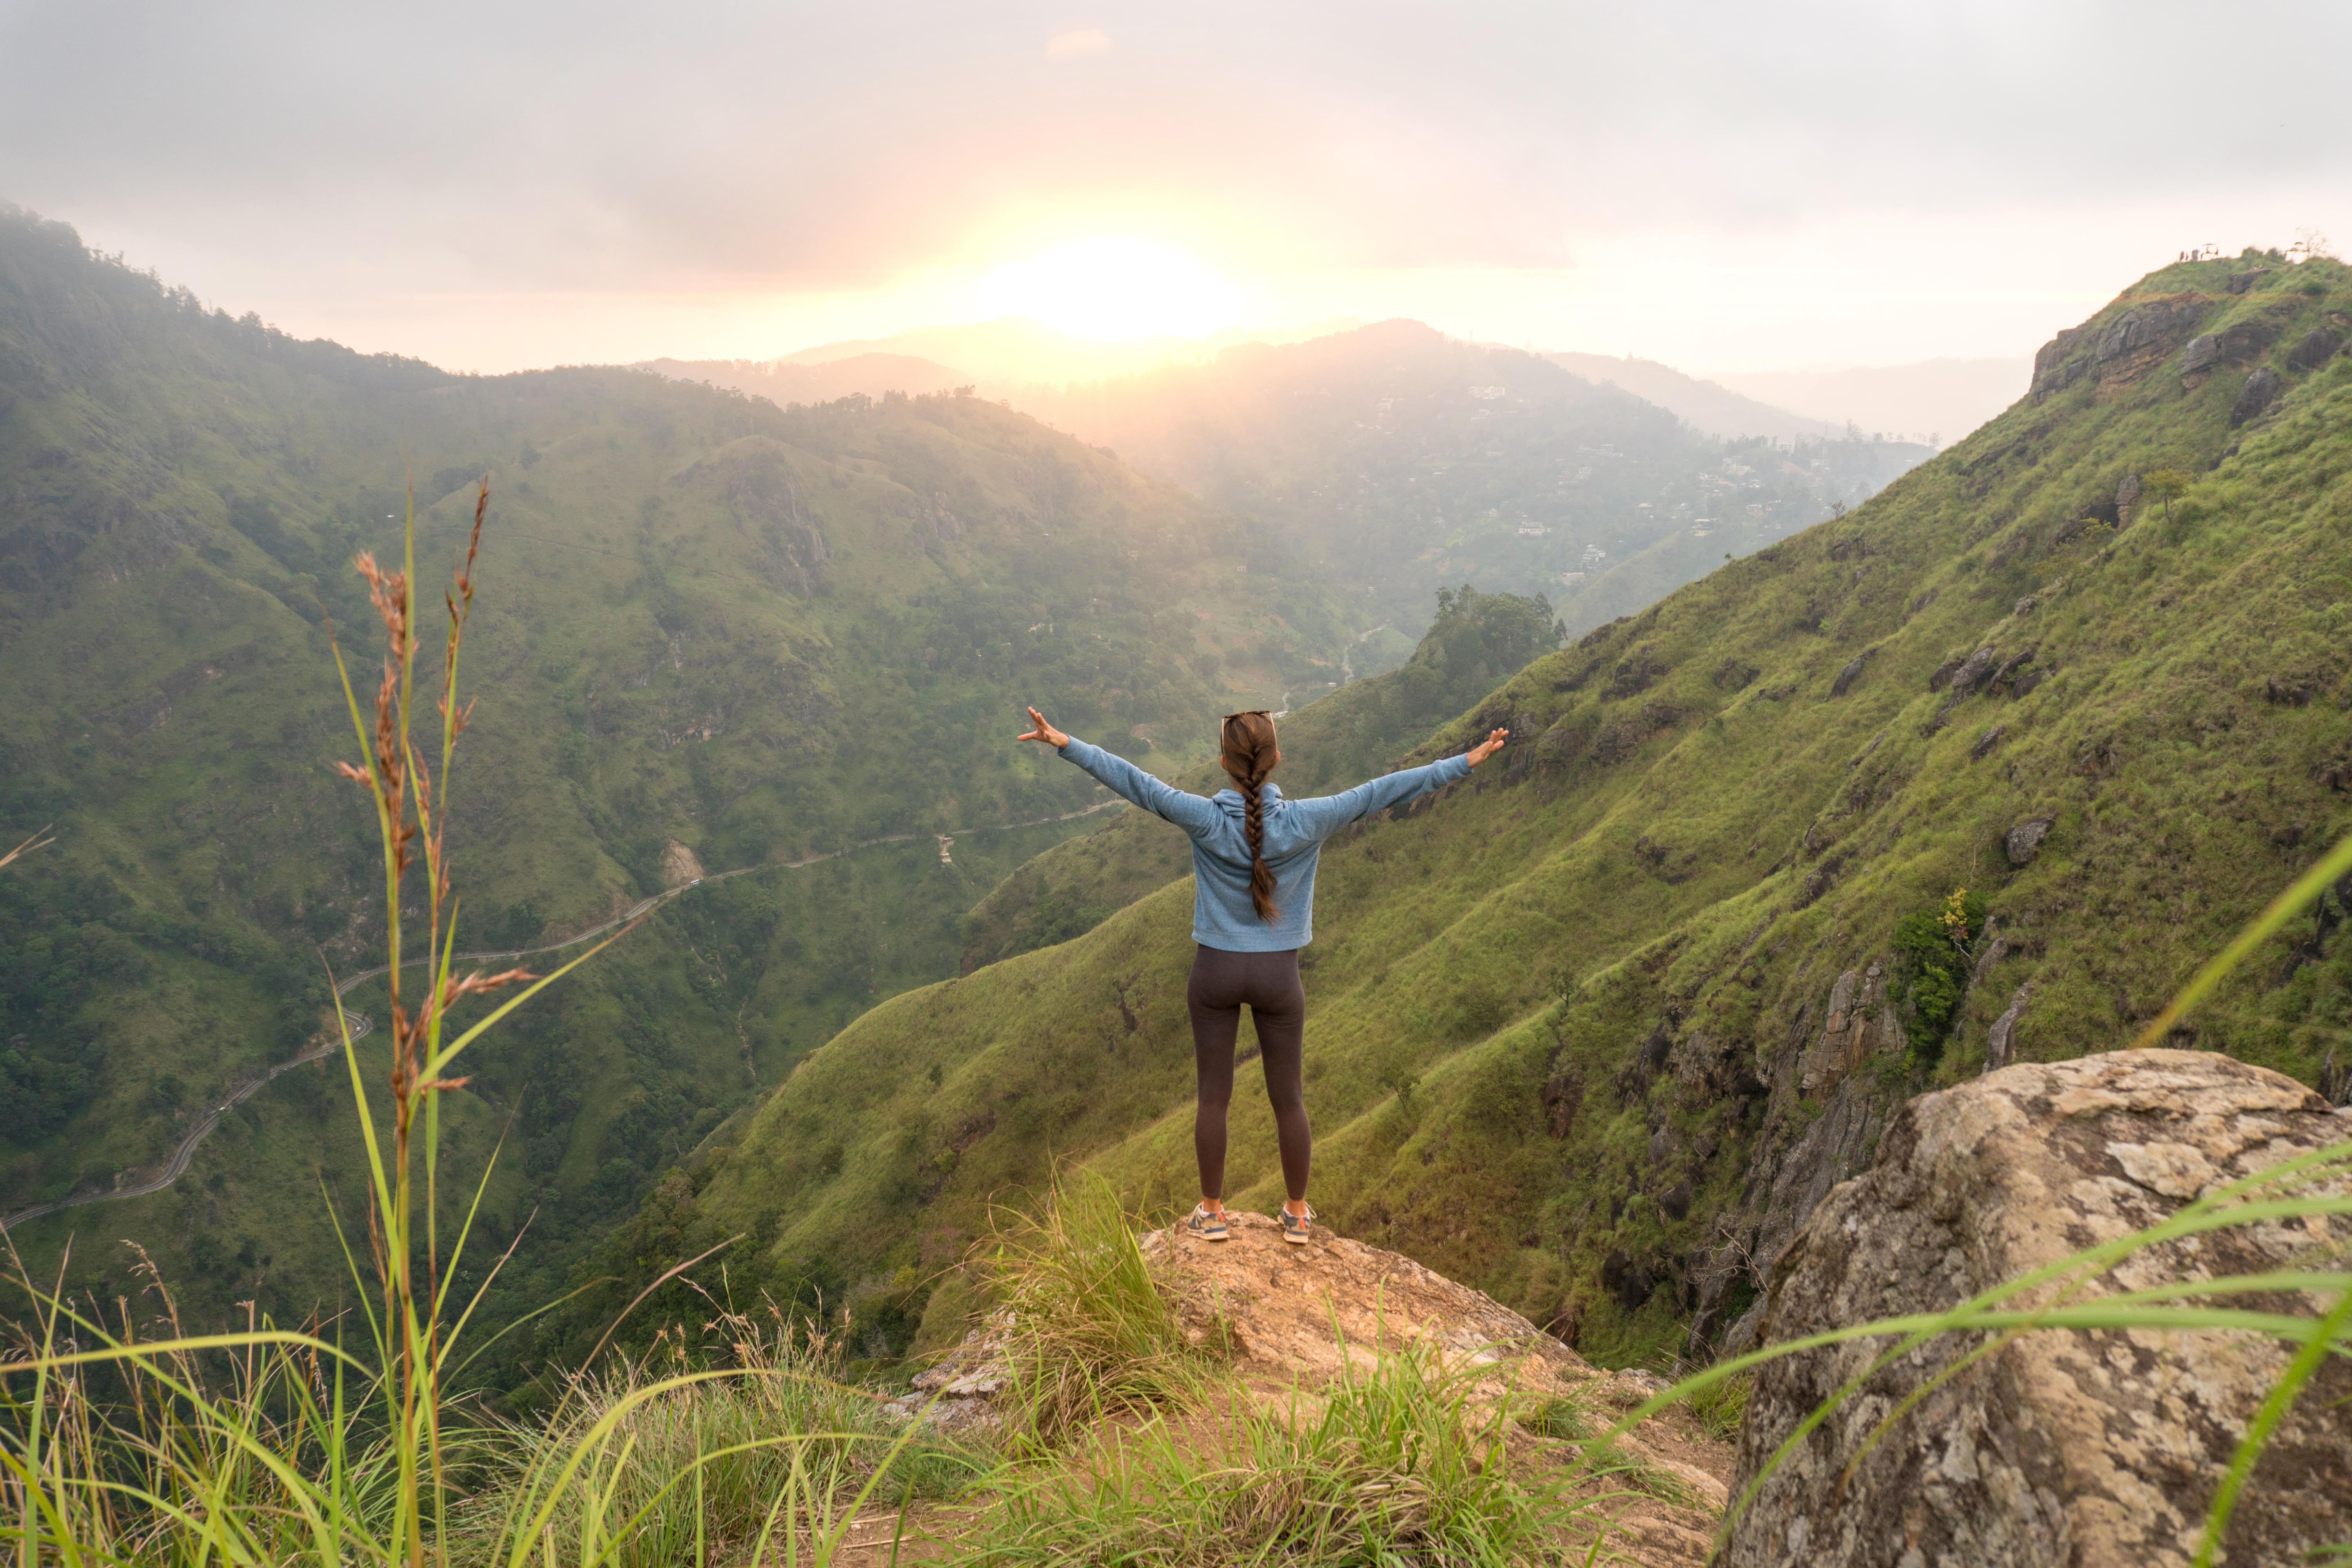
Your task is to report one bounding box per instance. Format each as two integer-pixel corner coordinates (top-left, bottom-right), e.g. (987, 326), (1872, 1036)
(1888, 886), (1985, 1065)
(2142, 466), (2195, 524)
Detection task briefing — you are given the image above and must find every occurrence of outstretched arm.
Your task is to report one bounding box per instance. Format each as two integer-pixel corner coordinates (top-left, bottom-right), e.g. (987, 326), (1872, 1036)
(1018, 706), (1220, 833)
(1289, 727), (1508, 839)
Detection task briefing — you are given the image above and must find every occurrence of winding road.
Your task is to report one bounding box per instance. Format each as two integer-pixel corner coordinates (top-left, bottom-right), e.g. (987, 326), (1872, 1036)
(0, 796), (1126, 1231)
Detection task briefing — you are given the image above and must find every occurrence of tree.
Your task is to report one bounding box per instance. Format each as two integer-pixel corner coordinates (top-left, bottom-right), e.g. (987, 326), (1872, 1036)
(1415, 584), (1564, 686)
(2142, 467), (2194, 524)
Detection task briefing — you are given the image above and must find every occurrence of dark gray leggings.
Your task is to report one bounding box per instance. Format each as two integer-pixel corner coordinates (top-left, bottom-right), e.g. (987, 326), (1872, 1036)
(1186, 944), (1310, 1202)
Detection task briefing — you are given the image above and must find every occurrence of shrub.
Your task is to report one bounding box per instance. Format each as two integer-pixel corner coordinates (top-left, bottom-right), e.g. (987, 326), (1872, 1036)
(1890, 887), (1986, 1063)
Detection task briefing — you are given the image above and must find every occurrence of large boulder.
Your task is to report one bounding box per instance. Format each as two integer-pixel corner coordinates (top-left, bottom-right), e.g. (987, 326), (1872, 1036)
(2287, 326), (2345, 373)
(1724, 1051), (2352, 1568)
(2231, 367), (2283, 427)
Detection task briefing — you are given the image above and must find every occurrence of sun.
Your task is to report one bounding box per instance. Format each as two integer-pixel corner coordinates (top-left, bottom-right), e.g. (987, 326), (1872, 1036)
(978, 239), (1241, 341)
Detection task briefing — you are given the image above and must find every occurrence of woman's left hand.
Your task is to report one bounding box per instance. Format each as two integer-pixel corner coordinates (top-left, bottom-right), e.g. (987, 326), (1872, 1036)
(1465, 727), (1509, 767)
(1017, 706), (1070, 749)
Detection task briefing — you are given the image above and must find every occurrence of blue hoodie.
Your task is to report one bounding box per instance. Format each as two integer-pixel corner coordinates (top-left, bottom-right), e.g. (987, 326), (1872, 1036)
(1055, 737), (1473, 951)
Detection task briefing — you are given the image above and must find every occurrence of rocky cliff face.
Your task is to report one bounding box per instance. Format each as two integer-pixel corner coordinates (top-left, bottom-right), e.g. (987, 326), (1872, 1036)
(1725, 1050), (2352, 1567)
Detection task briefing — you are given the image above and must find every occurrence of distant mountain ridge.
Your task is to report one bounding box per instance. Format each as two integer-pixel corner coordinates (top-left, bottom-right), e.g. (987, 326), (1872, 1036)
(1542, 352), (1835, 441)
(761, 315), (1362, 390)
(1003, 319), (1933, 641)
(642, 325), (1940, 655)
(637, 351), (967, 405)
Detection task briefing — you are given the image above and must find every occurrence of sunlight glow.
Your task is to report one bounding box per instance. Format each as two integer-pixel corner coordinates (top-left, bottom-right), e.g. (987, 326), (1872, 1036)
(977, 239), (1242, 341)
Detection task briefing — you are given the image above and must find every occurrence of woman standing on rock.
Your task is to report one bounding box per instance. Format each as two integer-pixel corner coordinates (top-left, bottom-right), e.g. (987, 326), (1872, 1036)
(1016, 705), (1508, 1242)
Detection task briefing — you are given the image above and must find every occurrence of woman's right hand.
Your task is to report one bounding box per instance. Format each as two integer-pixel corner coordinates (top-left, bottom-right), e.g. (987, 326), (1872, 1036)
(1465, 727), (1509, 767)
(1017, 706), (1069, 749)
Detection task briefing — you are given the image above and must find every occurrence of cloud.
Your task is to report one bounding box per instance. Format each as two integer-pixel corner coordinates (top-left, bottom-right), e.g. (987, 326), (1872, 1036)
(2, 0), (2347, 370)
(1045, 27), (1111, 59)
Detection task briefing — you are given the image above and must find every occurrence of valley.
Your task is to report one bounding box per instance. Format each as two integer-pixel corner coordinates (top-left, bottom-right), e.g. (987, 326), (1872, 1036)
(4, 210), (2348, 1410)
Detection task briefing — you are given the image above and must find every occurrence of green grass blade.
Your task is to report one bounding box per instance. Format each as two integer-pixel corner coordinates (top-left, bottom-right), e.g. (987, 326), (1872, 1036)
(2133, 829), (2352, 1049)
(2193, 1283), (2352, 1566)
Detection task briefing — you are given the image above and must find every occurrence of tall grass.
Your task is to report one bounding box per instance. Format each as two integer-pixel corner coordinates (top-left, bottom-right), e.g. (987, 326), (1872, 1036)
(957, 1305), (1599, 1566)
(0, 480), (944, 1566)
(979, 1171), (1209, 1450)
(451, 1309), (980, 1567)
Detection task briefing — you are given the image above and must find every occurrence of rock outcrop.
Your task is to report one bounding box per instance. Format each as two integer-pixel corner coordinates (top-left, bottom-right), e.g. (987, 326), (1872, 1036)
(915, 1212), (1607, 1406)
(1981, 984), (2031, 1073)
(2287, 326), (2345, 373)
(2231, 366), (2283, 427)
(2031, 296), (2207, 401)
(907, 1212), (1735, 1562)
(1724, 1050), (2352, 1568)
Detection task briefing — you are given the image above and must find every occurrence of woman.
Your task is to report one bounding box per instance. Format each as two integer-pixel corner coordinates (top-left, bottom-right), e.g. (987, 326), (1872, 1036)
(1017, 705), (1508, 1242)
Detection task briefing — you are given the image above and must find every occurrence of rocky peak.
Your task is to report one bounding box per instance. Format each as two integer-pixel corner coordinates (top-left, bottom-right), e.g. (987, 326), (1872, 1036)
(1725, 1049), (2352, 1566)
(907, 1211), (1736, 1563)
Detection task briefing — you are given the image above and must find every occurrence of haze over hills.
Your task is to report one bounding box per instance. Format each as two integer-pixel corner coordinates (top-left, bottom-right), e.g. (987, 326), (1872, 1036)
(654, 323), (1940, 662)
(1543, 352), (1837, 442)
(635, 352), (967, 406)
(586, 252), (2352, 1375)
(0, 205), (1417, 1357)
(1714, 357), (2031, 446)
(1006, 320), (1935, 641)
(766, 316), (1363, 391)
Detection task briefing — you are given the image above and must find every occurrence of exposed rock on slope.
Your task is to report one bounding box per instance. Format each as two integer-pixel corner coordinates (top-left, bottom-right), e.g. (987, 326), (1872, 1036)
(911, 1213), (1733, 1561)
(1726, 1050), (2352, 1567)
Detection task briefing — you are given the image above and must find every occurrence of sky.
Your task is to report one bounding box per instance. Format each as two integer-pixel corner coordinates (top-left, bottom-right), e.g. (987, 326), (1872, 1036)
(4, 1), (2349, 377)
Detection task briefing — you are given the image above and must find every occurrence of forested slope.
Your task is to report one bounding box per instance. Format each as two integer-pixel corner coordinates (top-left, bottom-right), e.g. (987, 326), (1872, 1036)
(641, 253), (2352, 1370)
(0, 205), (1361, 1351)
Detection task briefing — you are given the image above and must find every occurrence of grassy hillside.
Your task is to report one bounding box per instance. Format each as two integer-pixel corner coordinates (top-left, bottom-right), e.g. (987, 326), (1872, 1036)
(626, 251), (2352, 1373)
(0, 204), (1365, 1350)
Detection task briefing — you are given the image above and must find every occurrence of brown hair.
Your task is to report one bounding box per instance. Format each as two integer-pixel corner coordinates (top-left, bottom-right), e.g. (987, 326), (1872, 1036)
(1220, 710), (1281, 922)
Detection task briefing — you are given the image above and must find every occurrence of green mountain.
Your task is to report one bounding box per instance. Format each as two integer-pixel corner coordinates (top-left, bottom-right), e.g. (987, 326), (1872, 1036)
(612, 250), (2352, 1373)
(0, 204), (1383, 1349)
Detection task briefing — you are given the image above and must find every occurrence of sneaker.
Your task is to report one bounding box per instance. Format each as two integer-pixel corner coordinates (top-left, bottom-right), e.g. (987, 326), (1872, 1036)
(1185, 1204), (1230, 1242)
(1278, 1204), (1316, 1243)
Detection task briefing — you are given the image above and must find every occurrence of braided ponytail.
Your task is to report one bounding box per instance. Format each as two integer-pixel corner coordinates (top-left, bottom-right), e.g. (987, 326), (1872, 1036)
(1221, 711), (1281, 923)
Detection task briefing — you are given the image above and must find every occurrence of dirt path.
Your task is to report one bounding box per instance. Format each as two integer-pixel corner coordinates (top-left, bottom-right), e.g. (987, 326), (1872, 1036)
(0, 1011), (375, 1229)
(0, 796), (1126, 1231)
